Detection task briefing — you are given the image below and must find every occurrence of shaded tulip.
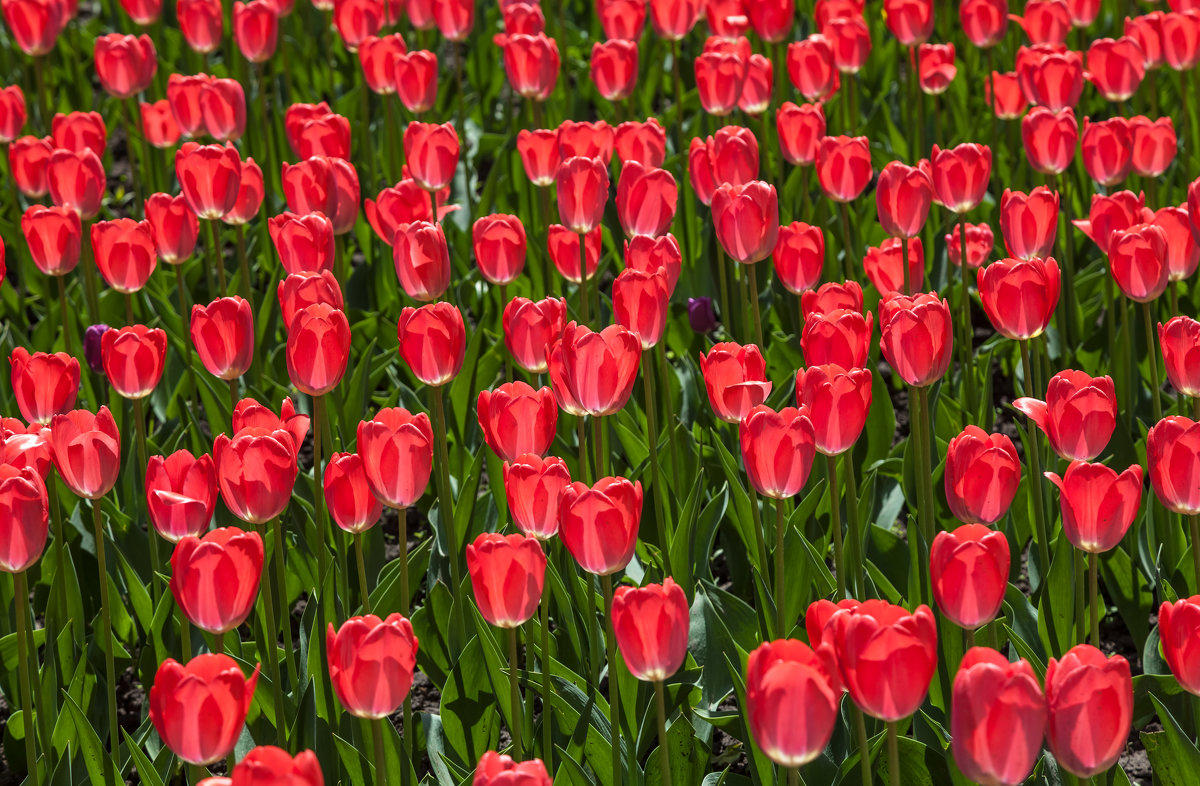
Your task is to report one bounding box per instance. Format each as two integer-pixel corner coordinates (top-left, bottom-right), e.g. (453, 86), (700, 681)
(961, 0), (1008, 46)
(1022, 106), (1078, 174)
(191, 297), (254, 381)
(467, 532), (547, 628)
(612, 577), (688, 680)
(222, 158), (265, 225)
(0, 463), (47, 572)
(625, 233), (681, 290)
(504, 454), (571, 540)
(167, 72), (210, 137)
(146, 193), (200, 265)
(503, 296), (567, 374)
(739, 405), (817, 499)
(393, 221), (451, 301)
(802, 307), (873, 369)
(1152, 206), (1199, 281)
(796, 364), (871, 456)
(786, 35), (837, 101)
(0, 86), (23, 144)
(977, 256), (1061, 340)
(988, 70), (1028, 117)
(863, 237), (925, 297)
(281, 156), (337, 218)
(233, 0), (278, 62)
(1163, 11), (1200, 70)
(404, 121), (459, 192)
(433, 0), (473, 39)
(473, 214), (526, 285)
(884, 0), (934, 44)
(823, 15), (871, 74)
(613, 267), (670, 349)
(213, 427), (298, 524)
(591, 40), (639, 101)
(689, 297), (719, 332)
(9, 348), (79, 425)
(878, 293), (953, 386)
(148, 654), (259, 765)
(327, 614), (418, 718)
(1130, 115), (1177, 177)
(228, 748), (324, 785)
(918, 42), (956, 93)
(84, 325), (110, 374)
(1014, 370), (1117, 461)
(1044, 645), (1133, 778)
(503, 33), (559, 100)
(94, 33), (157, 98)
(1148, 416), (1200, 515)
(615, 118), (667, 168)
(1158, 597), (1200, 695)
(477, 382), (557, 462)
(21, 204), (80, 276)
(1011, 0), (1071, 44)
(946, 222), (995, 269)
(952, 648), (1047, 786)
(286, 304), (350, 396)
(47, 148), (105, 219)
(356, 408), (433, 509)
(397, 302), (466, 386)
(91, 218), (157, 294)
(1045, 460), (1143, 552)
(179, 0), (223, 52)
(772, 222), (823, 294)
(650, 0), (702, 39)
(1085, 36), (1146, 101)
(816, 135), (871, 202)
(549, 322), (641, 416)
(1000, 186), (1059, 259)
(745, 639), (841, 767)
(10, 135), (54, 197)
(777, 102), (825, 166)
(2, 0), (62, 56)
(323, 452), (382, 534)
(616, 161), (677, 238)
(1109, 222), (1169, 302)
(556, 155), (609, 234)
(930, 524), (1010, 628)
(146, 449), (217, 542)
(102, 325), (167, 398)
(930, 143), (991, 213)
(516, 128), (561, 186)
(268, 211), (336, 275)
(1160, 317), (1200, 397)
(358, 34), (405, 94)
(558, 476), (643, 575)
(170, 527), (263, 633)
(176, 142), (242, 220)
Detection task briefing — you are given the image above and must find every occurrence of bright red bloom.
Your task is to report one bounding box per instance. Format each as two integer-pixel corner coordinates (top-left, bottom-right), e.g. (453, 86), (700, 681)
(94, 33), (157, 98)
(878, 293), (953, 386)
(327, 614), (419, 718)
(1147, 416), (1200, 515)
(102, 325), (167, 399)
(179, 0), (223, 52)
(503, 33), (559, 100)
(474, 752), (552, 785)
(884, 0), (933, 44)
(1153, 206), (1199, 281)
(49, 407), (121, 500)
(612, 577), (689, 681)
(787, 35), (837, 101)
(942, 426), (1020, 525)
(1045, 646), (1133, 778)
(278, 271), (343, 328)
(650, 0), (702, 39)
(286, 304), (350, 397)
(863, 237), (924, 297)
(615, 118), (667, 168)
(625, 233), (681, 290)
(1045, 460), (1143, 553)
(356, 408), (433, 510)
(694, 50), (747, 116)
(876, 160), (933, 238)
(358, 34), (405, 94)
(802, 307), (873, 369)
(364, 180), (436, 243)
(801, 280), (864, 317)
(796, 363), (871, 456)
(699, 342), (772, 423)
(945, 222), (994, 269)
(613, 267), (670, 349)
(467, 532), (546, 628)
(433, 0), (472, 39)
(739, 404), (817, 499)
(777, 102), (825, 166)
(167, 73), (209, 138)
(977, 256), (1061, 340)
(516, 128), (560, 187)
(332, 0), (382, 50)
(952, 648), (1047, 786)
(176, 142), (241, 220)
(191, 296), (254, 381)
(9, 348), (78, 426)
(1127, 12), (1166, 68)
(222, 157), (264, 225)
(397, 302), (466, 387)
(170, 527), (263, 634)
(1016, 45), (1084, 109)
(47, 148), (105, 219)
(712, 181), (779, 265)
(91, 217), (156, 294)
(930, 523), (1010, 628)
(1109, 222), (1169, 302)
(558, 476), (643, 575)
(228, 748), (323, 785)
(961, 0), (1008, 46)
(1075, 190), (1150, 253)
(0, 420), (52, 481)
(1160, 316), (1200, 397)
(1000, 186), (1059, 259)
(1081, 116), (1133, 186)
(1085, 36), (1146, 101)
(148, 655), (259, 765)
(10, 136), (52, 197)
(477, 382), (557, 462)
(559, 120), (616, 163)
(556, 155), (609, 234)
(1129, 115), (1177, 177)
(232, 397), (309, 454)
(268, 211), (336, 275)
(745, 638), (841, 768)
(233, 0), (277, 62)
(988, 70), (1028, 118)
(616, 161), (677, 239)
(823, 16), (871, 74)
(772, 222), (824, 294)
(393, 220), (451, 301)
(549, 322), (641, 417)
(503, 453), (571, 540)
(51, 111), (106, 159)
(738, 54), (773, 115)
(1014, 370), (1117, 461)
(815, 135), (871, 202)
(689, 126), (759, 206)
(323, 452), (382, 534)
(2, 0), (62, 56)
(503, 296), (567, 374)
(591, 40), (639, 101)
(0, 462), (48, 572)
(472, 214), (526, 285)
(146, 192), (200, 265)
(918, 42), (956, 93)
(404, 121), (459, 192)
(1163, 11), (1200, 70)
(21, 204), (80, 276)
(1159, 596), (1200, 696)
(212, 427), (298, 524)
(598, 0), (644, 40)
(146, 449), (217, 542)
(1022, 106), (1078, 174)
(1011, 0), (1071, 44)
(281, 156), (337, 218)
(930, 143), (991, 213)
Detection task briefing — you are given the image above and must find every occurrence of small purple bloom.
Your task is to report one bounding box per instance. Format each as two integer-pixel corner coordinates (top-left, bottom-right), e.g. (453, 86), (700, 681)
(687, 297), (718, 333)
(85, 324), (111, 374)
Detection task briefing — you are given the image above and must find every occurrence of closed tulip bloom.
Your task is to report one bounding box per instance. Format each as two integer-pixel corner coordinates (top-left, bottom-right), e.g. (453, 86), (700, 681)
(796, 364), (872, 456)
(356, 408), (433, 509)
(615, 118), (667, 168)
(930, 524), (1010, 629)
(598, 0), (644, 40)
(49, 407), (120, 499)
(149, 654), (259, 765)
(10, 135), (53, 198)
(712, 181), (779, 265)
(988, 70), (1028, 117)
(946, 222), (994, 269)
(1018, 45), (1084, 109)
(213, 427), (298, 524)
(358, 34), (404, 94)
(1086, 36), (1146, 101)
(477, 382), (557, 462)
(862, 237), (924, 297)
(469, 213), (526, 286)
(332, 0), (383, 50)
(777, 102), (825, 167)
(787, 35), (837, 101)
(1130, 115), (1177, 177)
(176, 142), (242, 220)
(191, 297), (254, 381)
(690, 127), (759, 206)
(474, 752), (552, 785)
(21, 204), (80, 276)
(222, 158), (264, 225)
(952, 648), (1047, 786)
(0, 87), (23, 146)
(816, 135), (871, 203)
(736, 54), (773, 115)
(146, 193), (200, 265)
(802, 308), (873, 369)
(364, 181), (438, 244)
(503, 454), (571, 540)
(232, 397), (310, 453)
(745, 639), (841, 767)
(102, 325), (167, 399)
(91, 218), (157, 294)
(616, 161), (677, 239)
(327, 613), (419, 718)
(961, 0), (1008, 46)
(930, 143), (991, 213)
(650, 0), (701, 38)
(1163, 11), (1200, 69)
(1045, 645), (1133, 778)
(1023, 106), (1078, 174)
(1080, 117), (1133, 186)
(516, 128), (561, 187)
(0, 463), (48, 573)
(918, 43), (956, 93)
(281, 156), (337, 218)
(51, 112), (106, 160)
(167, 73), (210, 138)
(559, 476), (643, 575)
(1109, 222), (1169, 302)
(397, 303), (466, 386)
(433, 0), (472, 39)
(977, 256), (1061, 340)
(146, 449), (217, 542)
(503, 33), (559, 100)
(740, 405), (817, 499)
(560, 120), (616, 163)
(467, 533), (547, 628)
(612, 577), (689, 681)
(233, 0), (278, 62)
(550, 322), (642, 416)
(699, 342), (772, 423)
(503, 296), (567, 374)
(694, 50), (748, 116)
(802, 280), (864, 316)
(179, 0), (223, 52)
(876, 161), (932, 239)
(268, 211), (336, 275)
(2, 0), (62, 56)
(827, 600), (938, 720)
(1160, 317), (1200, 397)
(323, 452), (382, 534)
(613, 267), (670, 349)
(290, 113), (352, 161)
(772, 222), (823, 294)
(746, 0), (793, 40)
(885, 0), (934, 44)
(1076, 190), (1149, 253)
(1, 420), (52, 480)
(94, 33), (157, 98)
(590, 40), (638, 101)
(47, 148), (105, 219)
(824, 16), (872, 74)
(878, 293), (953, 386)
(1148, 416), (1200, 514)
(625, 233), (681, 290)
(1152, 206), (1199, 281)
(393, 221), (451, 301)
(286, 304), (350, 396)
(556, 155), (609, 234)
(170, 527), (263, 633)
(1127, 13), (1166, 68)
(1159, 597), (1200, 695)
(278, 271), (343, 329)
(227, 747), (324, 785)
(1000, 186), (1059, 259)
(1014, 370), (1117, 461)
(1045, 460), (1143, 552)
(10, 348), (79, 425)
(1011, 0), (1071, 43)
(404, 121), (459, 192)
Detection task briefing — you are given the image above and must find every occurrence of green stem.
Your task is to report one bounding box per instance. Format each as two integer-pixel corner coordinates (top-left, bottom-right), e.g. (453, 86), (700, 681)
(887, 722), (901, 786)
(716, 244), (733, 339)
(396, 502), (413, 786)
(1020, 340), (1052, 585)
(1089, 550), (1100, 646)
(508, 627), (524, 759)
(775, 497), (789, 635)
(431, 387), (466, 648)
(92, 501), (121, 786)
(577, 416), (590, 485)
(578, 233), (591, 326)
(120, 99), (144, 205)
(132, 398), (159, 605)
(654, 680), (672, 786)
(656, 345), (683, 498)
(207, 220), (227, 297)
(1074, 547), (1086, 647)
(958, 215), (977, 421)
(748, 483), (770, 600)
(372, 717), (388, 784)
(1144, 302), (1163, 422)
(178, 605), (192, 660)
(258, 519), (288, 748)
(843, 452), (864, 599)
(270, 515), (298, 691)
(854, 704), (872, 786)
(601, 573), (622, 786)
(747, 263), (764, 348)
(539, 590), (554, 770)
(14, 570), (39, 779)
(57, 275), (74, 356)
(837, 202), (853, 282)
(644, 367), (670, 574)
(901, 227), (911, 295)
(826, 454), (846, 599)
(235, 224), (253, 307)
(354, 533), (370, 614)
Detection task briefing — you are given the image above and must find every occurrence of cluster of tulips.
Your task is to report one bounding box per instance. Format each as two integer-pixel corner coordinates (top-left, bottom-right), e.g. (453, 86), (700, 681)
(7, 0), (1200, 782)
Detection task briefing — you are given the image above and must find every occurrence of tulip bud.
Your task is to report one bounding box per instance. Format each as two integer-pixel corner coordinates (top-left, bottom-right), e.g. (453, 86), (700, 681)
(559, 476), (643, 575)
(327, 614), (419, 718)
(170, 527), (264, 634)
(952, 647), (1047, 786)
(745, 639), (841, 767)
(930, 524), (1010, 629)
(1045, 460), (1143, 552)
(1045, 645), (1133, 778)
(503, 454), (571, 540)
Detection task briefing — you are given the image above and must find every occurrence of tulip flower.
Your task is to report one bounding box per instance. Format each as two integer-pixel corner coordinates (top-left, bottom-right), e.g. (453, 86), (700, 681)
(689, 126), (759, 205)
(0, 85), (23, 144)
(1022, 106), (1078, 174)
(960, 0), (1008, 46)
(404, 121), (459, 194)
(1076, 190), (1149, 253)
(474, 752), (552, 785)
(356, 408), (433, 510)
(503, 33), (560, 100)
(0, 463), (48, 573)
(1011, 0), (1071, 43)
(625, 234), (682, 290)
(787, 35), (837, 103)
(863, 237), (925, 297)
(1000, 186), (1059, 259)
(796, 364), (872, 456)
(281, 156), (337, 218)
(591, 40), (639, 101)
(226, 747), (324, 785)
(289, 112), (352, 161)
(559, 120), (616, 165)
(1129, 115), (1177, 177)
(930, 143), (991, 214)
(1127, 13), (1166, 68)
(549, 322), (641, 416)
(698, 342), (771, 423)
(148, 654), (260, 765)
(358, 34), (404, 94)
(613, 267), (670, 349)
(945, 222), (994, 268)
(878, 293), (953, 387)
(102, 325), (168, 399)
(694, 50), (748, 116)
(876, 161), (933, 239)
(1014, 370), (1117, 461)
(2, 0), (63, 56)
(918, 43), (956, 93)
(712, 181), (779, 265)
(952, 648), (1047, 786)
(327, 613), (420, 718)
(516, 128), (561, 186)
(1081, 117), (1133, 186)
(1045, 645), (1133, 778)
(10, 136), (54, 198)
(1151, 207), (1199, 282)
(477, 382), (558, 462)
(473, 214), (526, 286)
(745, 639), (842, 767)
(179, 0), (223, 51)
(1160, 317), (1200, 397)
(1045, 460), (1143, 553)
(930, 524), (1010, 629)
(503, 296), (567, 374)
(1163, 11), (1200, 70)
(145, 449), (217, 542)
(231, 398), (310, 452)
(323, 452), (382, 534)
(176, 142), (242, 220)
(167, 73), (210, 137)
(739, 405), (817, 499)
(393, 221), (451, 301)
(650, 0), (702, 39)
(199, 78), (246, 142)
(772, 222), (824, 294)
(191, 296), (254, 381)
(21, 204), (81, 276)
(9, 348), (79, 425)
(777, 102), (825, 167)
(884, 0), (934, 45)
(977, 256), (1061, 340)
(233, 0), (278, 62)
(397, 303), (466, 387)
(213, 427), (298, 524)
(90, 218), (156, 294)
(170, 527), (264, 634)
(222, 158), (265, 225)
(816, 135), (871, 202)
(51, 112), (106, 160)
(801, 307), (873, 369)
(467, 532), (547, 628)
(1147, 416), (1200, 515)
(559, 476), (643, 575)
(988, 70), (1028, 117)
(48, 148), (105, 219)
(278, 271), (343, 328)
(614, 118), (667, 168)
(146, 193), (200, 265)
(612, 577), (688, 681)
(556, 155), (610, 234)
(1159, 597), (1200, 695)
(1085, 36), (1146, 101)
(616, 161), (677, 239)
(285, 304), (350, 397)
(268, 211), (336, 275)
(433, 0), (472, 38)
(801, 281), (865, 317)
(94, 33), (157, 98)
(1109, 222), (1169, 303)
(1, 420), (53, 480)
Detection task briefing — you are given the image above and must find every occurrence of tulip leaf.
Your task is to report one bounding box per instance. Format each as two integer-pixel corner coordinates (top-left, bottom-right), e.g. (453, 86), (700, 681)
(1144, 693), (1200, 785)
(709, 437), (759, 573)
(643, 699), (710, 786)
(59, 691), (109, 786)
(121, 729), (166, 786)
(438, 635), (501, 768)
(1037, 533), (1076, 658)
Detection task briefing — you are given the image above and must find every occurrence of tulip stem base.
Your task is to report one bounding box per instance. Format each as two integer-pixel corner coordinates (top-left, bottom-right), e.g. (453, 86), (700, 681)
(508, 627), (524, 759)
(746, 263), (763, 349)
(837, 202), (853, 283)
(886, 722), (901, 786)
(601, 574), (622, 786)
(539, 591), (553, 771)
(92, 501), (121, 785)
(1020, 340), (1053, 589)
(1074, 548), (1086, 647)
(853, 704), (872, 786)
(259, 519), (288, 748)
(654, 680), (672, 786)
(825, 455), (846, 600)
(775, 497), (790, 635)
(716, 245), (733, 342)
(271, 514), (299, 692)
(178, 605), (192, 660)
(372, 717), (388, 785)
(577, 417), (590, 486)
(355, 533), (370, 614)
(14, 570), (39, 779)
(1090, 551), (1100, 647)
(1143, 302), (1164, 422)
(747, 484), (769, 606)
(207, 220), (226, 298)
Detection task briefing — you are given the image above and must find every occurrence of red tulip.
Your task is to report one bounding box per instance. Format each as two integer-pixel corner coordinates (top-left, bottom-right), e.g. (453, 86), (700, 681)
(744, 638), (840, 767)
(689, 126), (759, 206)
(823, 15), (871, 74)
(697, 342), (771, 423)
(918, 42), (956, 93)
(590, 40), (638, 102)
(1127, 13), (1166, 68)
(176, 142), (241, 220)
(286, 304), (350, 397)
(47, 148), (105, 219)
(1159, 596), (1200, 695)
(802, 279), (864, 316)
(2, 0), (62, 56)
(281, 156), (337, 218)
(233, 0), (278, 62)
(598, 0), (645, 40)
(323, 452), (382, 534)
(1086, 36), (1146, 101)
(170, 527), (263, 633)
(278, 272), (343, 329)
(329, 159), (360, 235)
(166, 73), (210, 138)
(477, 382), (557, 462)
(146, 449), (217, 542)
(615, 118), (666, 168)
(327, 614), (418, 718)
(49, 407), (121, 499)
(397, 302), (466, 387)
(51, 112), (106, 161)
(1109, 222), (1169, 302)
(21, 205), (79, 276)
(827, 600), (938, 720)
(746, 0), (793, 40)
(1046, 460), (1144, 552)
(9, 348), (79, 425)
(961, 0), (1008, 46)
(503, 454), (571, 540)
(558, 476), (643, 575)
(1011, 0), (1071, 44)
(650, 0), (702, 39)
(1014, 370), (1117, 461)
(179, 0), (223, 52)
(268, 211), (336, 275)
(332, 0), (382, 50)
(1044, 645), (1133, 778)
(815, 135), (871, 202)
(977, 256), (1061, 340)
(213, 427), (298, 524)
(471, 214), (526, 286)
(878, 293), (953, 386)
(612, 577), (688, 681)
(558, 118), (616, 161)
(1129, 115), (1177, 177)
(1000, 186), (1059, 260)
(556, 155), (609, 234)
(148, 654), (259, 765)
(358, 34), (404, 94)
(146, 193), (199, 265)
(876, 161), (932, 239)
(363, 181), (435, 244)
(502, 296), (566, 374)
(930, 143), (991, 213)
(862, 237), (924, 297)
(1163, 10), (1200, 69)
(467, 532), (546, 628)
(433, 0), (472, 39)
(776, 102), (825, 167)
(1160, 317), (1200, 397)
(404, 121), (459, 193)
(474, 752), (552, 785)
(1079, 116), (1133, 186)
(393, 220), (451, 301)
(735, 54), (772, 115)
(787, 35), (837, 101)
(232, 397), (309, 453)
(694, 50), (747, 116)
(0, 420), (52, 481)
(952, 648), (1047, 786)
(931, 523), (1010, 629)
(1022, 106), (1078, 174)
(10, 135), (53, 197)
(102, 325), (167, 399)
(228, 747), (324, 785)
(191, 297), (254, 381)
(801, 307), (873, 369)
(405, 0), (432, 28)
(946, 222), (994, 269)
(1076, 190), (1150, 253)
(90, 218), (156, 294)
(771, 222), (823, 294)
(613, 267), (670, 349)
(796, 364), (871, 456)
(1153, 206), (1199, 281)
(288, 112), (352, 161)
(0, 462), (48, 572)
(548, 322), (641, 416)
(222, 158), (264, 225)
(616, 161), (676, 239)
(1018, 44), (1084, 109)
(94, 33), (157, 98)
(988, 70), (1028, 118)
(516, 128), (560, 187)
(356, 408), (433, 510)
(740, 404), (817, 499)
(625, 233), (681, 290)
(712, 180), (779, 265)
(1148, 416), (1200, 515)
(884, 0), (933, 44)
(503, 33), (559, 100)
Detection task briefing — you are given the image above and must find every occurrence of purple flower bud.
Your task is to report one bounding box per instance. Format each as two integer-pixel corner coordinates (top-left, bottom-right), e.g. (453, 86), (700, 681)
(85, 324), (111, 374)
(687, 297), (718, 333)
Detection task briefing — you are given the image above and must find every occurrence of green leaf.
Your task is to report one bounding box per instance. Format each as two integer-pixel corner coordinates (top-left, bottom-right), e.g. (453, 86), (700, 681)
(59, 691), (108, 786)
(438, 635), (501, 767)
(1143, 693), (1200, 785)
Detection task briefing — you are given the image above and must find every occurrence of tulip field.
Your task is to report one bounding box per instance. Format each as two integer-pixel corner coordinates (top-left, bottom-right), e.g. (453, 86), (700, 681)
(8, 0), (1200, 783)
